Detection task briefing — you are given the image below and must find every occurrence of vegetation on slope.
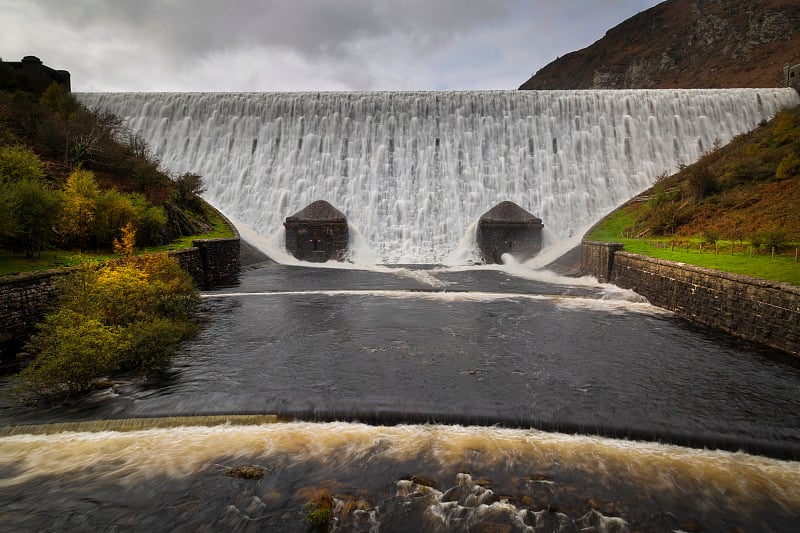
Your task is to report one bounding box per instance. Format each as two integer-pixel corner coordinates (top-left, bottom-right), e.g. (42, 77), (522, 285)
(0, 81), (229, 272)
(587, 105), (800, 285)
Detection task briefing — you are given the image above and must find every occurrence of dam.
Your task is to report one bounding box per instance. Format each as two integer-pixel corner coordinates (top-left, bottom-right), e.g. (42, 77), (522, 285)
(79, 88), (798, 263)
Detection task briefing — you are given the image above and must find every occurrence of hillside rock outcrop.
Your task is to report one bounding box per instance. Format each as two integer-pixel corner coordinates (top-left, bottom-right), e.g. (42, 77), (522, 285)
(520, 0), (800, 90)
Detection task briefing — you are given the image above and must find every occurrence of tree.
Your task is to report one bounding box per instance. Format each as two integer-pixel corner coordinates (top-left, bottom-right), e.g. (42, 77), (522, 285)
(4, 179), (62, 257)
(61, 168), (99, 248)
(113, 222), (136, 256)
(129, 193), (167, 246)
(683, 158), (716, 201)
(39, 82), (80, 118)
(93, 189), (137, 247)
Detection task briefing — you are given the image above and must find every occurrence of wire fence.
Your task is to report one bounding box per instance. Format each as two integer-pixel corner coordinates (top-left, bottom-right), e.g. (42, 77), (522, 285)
(643, 240), (800, 262)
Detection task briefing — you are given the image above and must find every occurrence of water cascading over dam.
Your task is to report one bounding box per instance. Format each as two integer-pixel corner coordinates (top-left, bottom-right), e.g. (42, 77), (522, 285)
(79, 89), (799, 263)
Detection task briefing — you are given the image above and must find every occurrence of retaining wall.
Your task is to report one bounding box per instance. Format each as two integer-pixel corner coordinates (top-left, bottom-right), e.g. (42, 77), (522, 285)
(1, 236), (240, 351)
(581, 241), (800, 355)
(0, 268), (72, 345)
(169, 238), (240, 287)
(581, 241), (624, 283)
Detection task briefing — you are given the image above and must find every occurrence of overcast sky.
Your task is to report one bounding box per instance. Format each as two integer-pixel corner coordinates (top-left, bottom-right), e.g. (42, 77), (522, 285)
(2, 0), (662, 92)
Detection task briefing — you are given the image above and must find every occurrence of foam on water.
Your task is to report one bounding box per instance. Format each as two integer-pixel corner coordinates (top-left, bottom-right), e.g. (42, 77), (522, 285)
(1, 421), (798, 507)
(201, 288), (668, 315)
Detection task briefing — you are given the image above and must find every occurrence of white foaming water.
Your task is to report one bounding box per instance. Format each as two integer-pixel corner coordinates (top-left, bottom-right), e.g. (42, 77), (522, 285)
(79, 89), (798, 264)
(202, 289), (669, 315)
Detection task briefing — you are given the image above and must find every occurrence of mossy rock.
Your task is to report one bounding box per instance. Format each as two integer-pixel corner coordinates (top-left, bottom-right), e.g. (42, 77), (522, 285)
(224, 466), (265, 480)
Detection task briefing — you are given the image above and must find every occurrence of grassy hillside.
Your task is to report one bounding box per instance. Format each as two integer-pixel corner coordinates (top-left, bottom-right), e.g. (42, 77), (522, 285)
(587, 104), (800, 285)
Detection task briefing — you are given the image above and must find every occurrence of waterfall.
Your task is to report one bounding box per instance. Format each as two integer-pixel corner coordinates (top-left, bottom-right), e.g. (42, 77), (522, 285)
(79, 89), (799, 264)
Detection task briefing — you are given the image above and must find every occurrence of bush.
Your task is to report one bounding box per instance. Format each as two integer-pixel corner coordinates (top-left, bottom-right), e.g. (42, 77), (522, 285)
(0, 144), (45, 184)
(18, 311), (128, 399)
(10, 254), (199, 403)
(701, 229), (720, 246)
(775, 152), (800, 180)
(769, 110), (798, 148)
(639, 201), (685, 236)
(757, 227), (789, 252)
(683, 158), (716, 201)
(174, 172), (206, 210)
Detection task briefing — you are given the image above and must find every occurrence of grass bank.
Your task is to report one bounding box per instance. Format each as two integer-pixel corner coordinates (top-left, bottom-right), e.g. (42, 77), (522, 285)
(587, 208), (800, 285)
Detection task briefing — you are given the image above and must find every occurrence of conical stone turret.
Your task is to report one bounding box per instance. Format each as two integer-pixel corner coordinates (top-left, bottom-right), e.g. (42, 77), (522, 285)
(284, 200), (349, 262)
(476, 201), (543, 264)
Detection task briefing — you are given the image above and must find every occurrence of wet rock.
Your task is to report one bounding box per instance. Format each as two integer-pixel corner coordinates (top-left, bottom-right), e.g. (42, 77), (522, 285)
(91, 378), (114, 390)
(648, 511), (680, 532)
(577, 509), (628, 532)
(525, 508), (578, 532)
(223, 466), (266, 480)
(679, 518), (704, 531)
(284, 200), (349, 262)
(405, 474), (440, 490)
(477, 201), (544, 264)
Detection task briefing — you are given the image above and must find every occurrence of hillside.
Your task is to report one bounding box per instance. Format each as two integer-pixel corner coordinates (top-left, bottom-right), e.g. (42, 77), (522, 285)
(520, 0), (800, 90)
(0, 68), (219, 267)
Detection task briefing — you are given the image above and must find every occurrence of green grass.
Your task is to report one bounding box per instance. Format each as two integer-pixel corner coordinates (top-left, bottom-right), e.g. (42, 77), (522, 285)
(1, 204), (236, 276)
(0, 250), (114, 276)
(147, 205), (235, 253)
(587, 209), (800, 285)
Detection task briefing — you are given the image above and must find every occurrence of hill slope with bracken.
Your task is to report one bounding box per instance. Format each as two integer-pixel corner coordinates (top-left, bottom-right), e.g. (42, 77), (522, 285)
(520, 0), (800, 90)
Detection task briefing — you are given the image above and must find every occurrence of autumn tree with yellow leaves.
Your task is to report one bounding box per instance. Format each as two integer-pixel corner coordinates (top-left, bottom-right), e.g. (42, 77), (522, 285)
(10, 254), (199, 403)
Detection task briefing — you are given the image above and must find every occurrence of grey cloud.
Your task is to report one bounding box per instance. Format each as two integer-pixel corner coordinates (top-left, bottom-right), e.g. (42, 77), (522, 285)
(26, 0), (516, 59)
(3, 0), (664, 91)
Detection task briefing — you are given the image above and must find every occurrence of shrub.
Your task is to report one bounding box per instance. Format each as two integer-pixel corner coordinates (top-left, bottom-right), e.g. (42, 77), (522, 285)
(769, 110), (798, 148)
(683, 158), (716, 201)
(775, 152), (800, 180)
(757, 227), (789, 252)
(701, 229), (720, 246)
(174, 172), (206, 209)
(304, 490), (334, 531)
(119, 317), (197, 372)
(18, 311), (128, 400)
(0, 144), (45, 184)
(639, 201), (685, 236)
(10, 254), (199, 403)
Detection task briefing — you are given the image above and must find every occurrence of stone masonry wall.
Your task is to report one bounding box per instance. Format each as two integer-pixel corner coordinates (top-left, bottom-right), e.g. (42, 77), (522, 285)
(195, 238), (240, 285)
(0, 269), (72, 345)
(1, 236), (240, 352)
(581, 241), (624, 283)
(581, 240), (800, 355)
(611, 253), (800, 355)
